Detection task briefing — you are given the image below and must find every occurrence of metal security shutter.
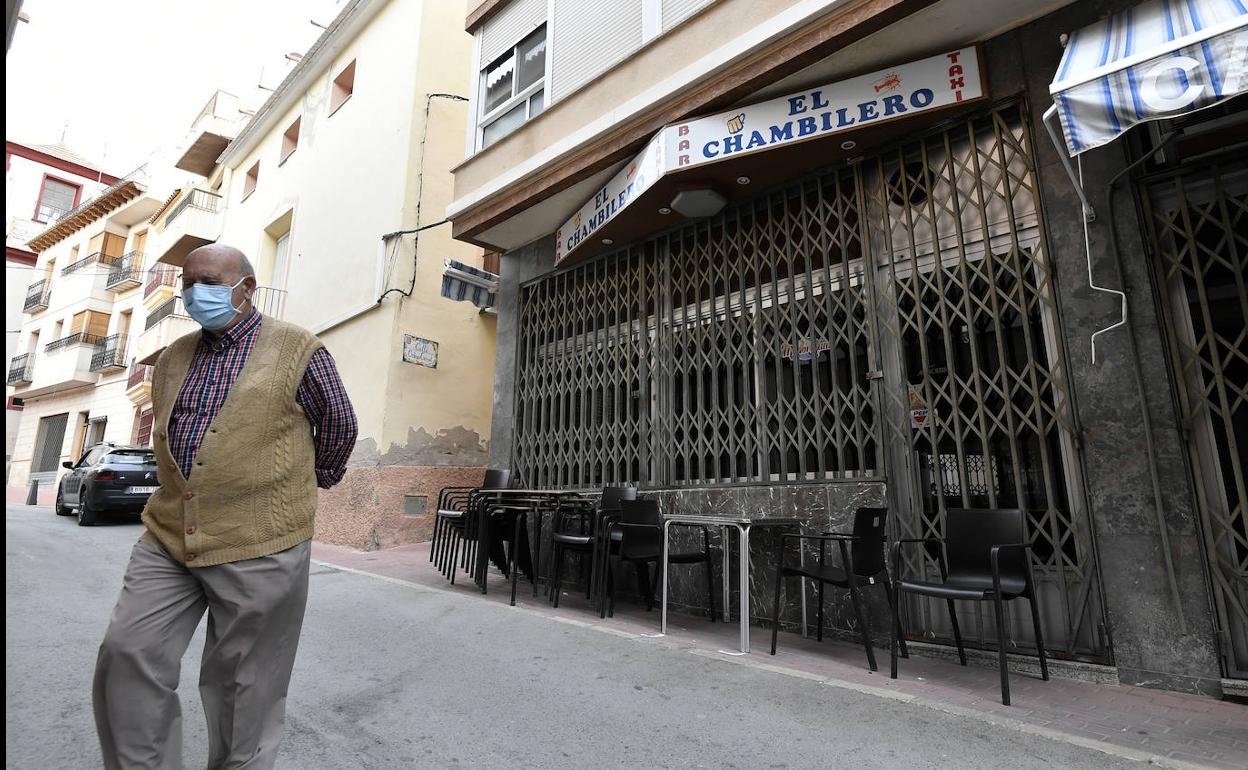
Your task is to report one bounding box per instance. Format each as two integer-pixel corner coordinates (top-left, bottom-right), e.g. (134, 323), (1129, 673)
(481, 0), (546, 66)
(31, 413), (69, 473)
(662, 0), (712, 31)
(550, 0), (644, 104)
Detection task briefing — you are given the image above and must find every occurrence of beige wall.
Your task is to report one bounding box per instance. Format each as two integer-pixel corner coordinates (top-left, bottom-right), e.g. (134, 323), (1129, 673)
(216, 0), (494, 462)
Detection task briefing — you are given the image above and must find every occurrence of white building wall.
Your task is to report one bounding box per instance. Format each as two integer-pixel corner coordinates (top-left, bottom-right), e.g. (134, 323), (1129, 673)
(7, 197), (155, 497)
(5, 153), (111, 250)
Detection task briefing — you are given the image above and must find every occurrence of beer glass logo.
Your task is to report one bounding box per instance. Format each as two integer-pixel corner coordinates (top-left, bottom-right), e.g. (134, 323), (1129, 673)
(726, 113), (746, 134)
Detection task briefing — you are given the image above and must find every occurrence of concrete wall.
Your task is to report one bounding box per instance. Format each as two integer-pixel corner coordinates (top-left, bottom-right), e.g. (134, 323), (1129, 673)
(484, 0), (1228, 696)
(996, 0), (1224, 698)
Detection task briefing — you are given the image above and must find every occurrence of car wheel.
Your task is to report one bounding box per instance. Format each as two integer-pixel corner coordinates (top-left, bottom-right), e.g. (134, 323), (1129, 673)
(55, 488), (73, 516)
(77, 489), (100, 527)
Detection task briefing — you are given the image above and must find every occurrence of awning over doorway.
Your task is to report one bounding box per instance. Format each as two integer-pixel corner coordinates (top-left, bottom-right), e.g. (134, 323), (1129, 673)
(554, 45), (986, 267)
(1049, 0), (1247, 156)
(440, 258), (498, 310)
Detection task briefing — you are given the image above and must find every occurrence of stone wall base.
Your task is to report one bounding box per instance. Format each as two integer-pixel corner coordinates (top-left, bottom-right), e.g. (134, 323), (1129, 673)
(315, 464), (486, 550)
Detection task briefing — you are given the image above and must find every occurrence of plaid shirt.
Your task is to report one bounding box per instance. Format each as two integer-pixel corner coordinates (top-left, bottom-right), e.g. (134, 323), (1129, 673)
(168, 311), (358, 488)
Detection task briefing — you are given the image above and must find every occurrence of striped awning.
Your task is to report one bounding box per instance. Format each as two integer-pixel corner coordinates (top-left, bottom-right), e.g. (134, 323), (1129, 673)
(440, 258), (498, 310)
(1049, 0), (1248, 156)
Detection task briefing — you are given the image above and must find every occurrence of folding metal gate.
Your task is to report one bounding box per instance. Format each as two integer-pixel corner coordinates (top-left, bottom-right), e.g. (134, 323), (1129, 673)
(514, 102), (1108, 660)
(1141, 150), (1248, 679)
(861, 103), (1107, 661)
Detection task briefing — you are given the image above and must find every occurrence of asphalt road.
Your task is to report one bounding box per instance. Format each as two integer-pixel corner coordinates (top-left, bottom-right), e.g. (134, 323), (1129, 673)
(5, 503), (1135, 769)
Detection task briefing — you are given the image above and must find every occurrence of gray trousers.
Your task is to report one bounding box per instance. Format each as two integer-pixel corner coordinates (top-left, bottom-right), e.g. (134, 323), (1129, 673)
(93, 538), (311, 770)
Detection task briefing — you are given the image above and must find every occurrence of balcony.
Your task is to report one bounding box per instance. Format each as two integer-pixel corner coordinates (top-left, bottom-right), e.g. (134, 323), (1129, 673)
(44, 331), (104, 354)
(23, 280), (50, 313)
(154, 189), (223, 266)
(143, 264), (179, 310)
(20, 334), (99, 397)
(61, 250), (119, 276)
(136, 297), (197, 365)
(7, 354), (34, 386)
(253, 286), (288, 319)
(89, 334), (129, 372)
(105, 252), (144, 292)
(175, 91), (242, 176)
(126, 360), (154, 403)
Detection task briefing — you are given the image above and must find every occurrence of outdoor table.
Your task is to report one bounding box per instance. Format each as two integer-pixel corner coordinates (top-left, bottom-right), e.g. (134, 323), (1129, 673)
(660, 514), (803, 654)
(472, 489), (589, 604)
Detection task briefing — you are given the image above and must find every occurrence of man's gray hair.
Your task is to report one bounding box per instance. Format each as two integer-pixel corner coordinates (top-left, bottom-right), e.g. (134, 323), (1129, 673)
(238, 254), (256, 278)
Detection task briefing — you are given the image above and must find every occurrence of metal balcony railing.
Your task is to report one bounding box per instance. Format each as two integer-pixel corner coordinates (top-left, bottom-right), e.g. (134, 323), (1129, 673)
(89, 334), (129, 371)
(126, 360), (154, 390)
(7, 354), (34, 385)
(24, 279), (51, 312)
(144, 297), (187, 330)
(105, 252), (144, 291)
(253, 286), (288, 319)
(145, 265), (179, 298)
(165, 189), (222, 228)
(61, 250), (120, 276)
(44, 331), (104, 354)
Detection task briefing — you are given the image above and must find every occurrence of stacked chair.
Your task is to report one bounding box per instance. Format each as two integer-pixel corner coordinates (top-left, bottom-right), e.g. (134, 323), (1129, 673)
(601, 499), (718, 621)
(546, 486), (636, 609)
(431, 469), (510, 583)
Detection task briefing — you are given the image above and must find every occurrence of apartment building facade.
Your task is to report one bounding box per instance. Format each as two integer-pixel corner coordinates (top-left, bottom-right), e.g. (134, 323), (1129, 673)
(6, 142), (122, 475)
(7, 172), (166, 503)
(134, 0), (497, 550)
(448, 0), (1247, 697)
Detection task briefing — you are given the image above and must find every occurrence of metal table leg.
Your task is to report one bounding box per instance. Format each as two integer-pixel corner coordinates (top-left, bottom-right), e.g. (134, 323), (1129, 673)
(660, 519), (672, 634)
(799, 536), (809, 639)
(738, 524), (750, 653)
(721, 525), (732, 623)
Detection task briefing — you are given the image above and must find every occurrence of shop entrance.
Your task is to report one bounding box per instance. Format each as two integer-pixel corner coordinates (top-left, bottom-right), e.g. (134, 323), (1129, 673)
(861, 103), (1107, 662)
(513, 102), (1108, 661)
(1141, 150), (1248, 679)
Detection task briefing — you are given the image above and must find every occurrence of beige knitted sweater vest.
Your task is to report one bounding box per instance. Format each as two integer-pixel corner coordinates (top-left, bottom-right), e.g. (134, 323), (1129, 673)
(141, 317), (323, 566)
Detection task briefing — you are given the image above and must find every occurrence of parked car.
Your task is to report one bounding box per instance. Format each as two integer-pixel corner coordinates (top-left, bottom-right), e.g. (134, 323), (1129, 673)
(54, 443), (159, 526)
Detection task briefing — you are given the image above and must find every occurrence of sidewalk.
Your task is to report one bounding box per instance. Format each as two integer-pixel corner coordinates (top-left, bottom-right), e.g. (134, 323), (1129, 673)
(311, 540), (1248, 770)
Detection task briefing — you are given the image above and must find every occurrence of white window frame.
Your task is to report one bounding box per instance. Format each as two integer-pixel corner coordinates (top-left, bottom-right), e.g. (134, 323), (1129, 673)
(476, 22), (548, 150)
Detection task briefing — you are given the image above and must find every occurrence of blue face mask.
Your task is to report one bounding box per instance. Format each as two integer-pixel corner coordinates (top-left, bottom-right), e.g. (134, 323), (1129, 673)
(183, 278), (246, 330)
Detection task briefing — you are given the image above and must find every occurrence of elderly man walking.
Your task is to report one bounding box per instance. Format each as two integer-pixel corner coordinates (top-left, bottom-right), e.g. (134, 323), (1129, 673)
(92, 244), (358, 769)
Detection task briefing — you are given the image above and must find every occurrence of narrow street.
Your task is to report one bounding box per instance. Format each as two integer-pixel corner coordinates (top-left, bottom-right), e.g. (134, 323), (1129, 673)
(4, 503), (1144, 770)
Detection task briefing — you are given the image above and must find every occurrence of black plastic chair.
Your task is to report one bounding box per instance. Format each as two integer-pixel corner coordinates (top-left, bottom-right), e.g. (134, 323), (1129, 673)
(589, 486), (638, 608)
(603, 499), (717, 621)
(890, 508), (1049, 705)
(433, 469), (510, 580)
(768, 507), (905, 671)
(544, 495), (601, 607)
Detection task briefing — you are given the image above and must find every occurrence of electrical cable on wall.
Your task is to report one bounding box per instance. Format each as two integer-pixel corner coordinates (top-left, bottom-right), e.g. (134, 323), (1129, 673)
(374, 92), (468, 304)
